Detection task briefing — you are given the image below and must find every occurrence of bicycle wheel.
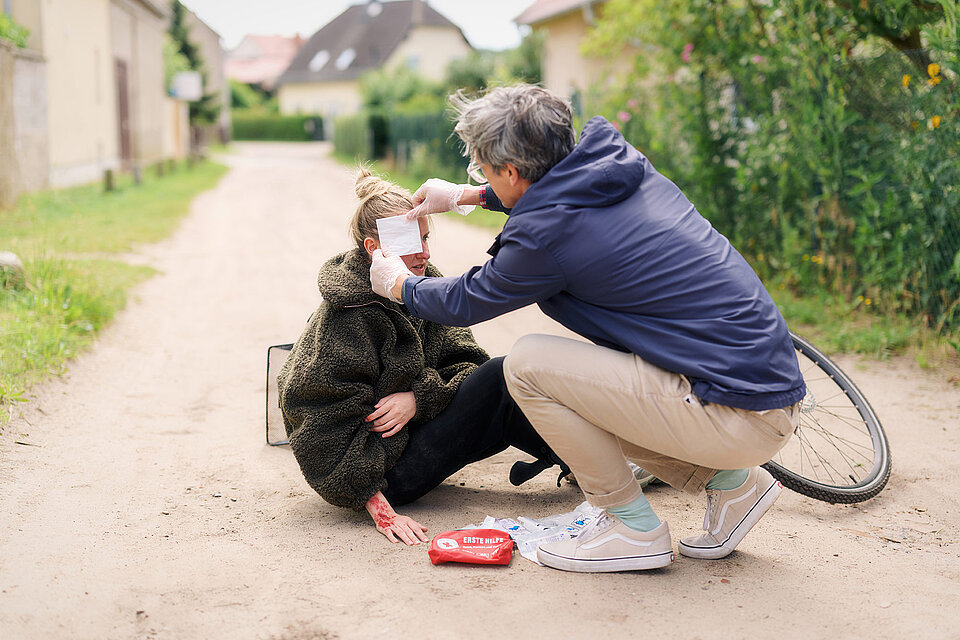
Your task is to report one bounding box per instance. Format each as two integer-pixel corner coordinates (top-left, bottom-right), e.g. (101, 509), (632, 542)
(761, 332), (891, 503)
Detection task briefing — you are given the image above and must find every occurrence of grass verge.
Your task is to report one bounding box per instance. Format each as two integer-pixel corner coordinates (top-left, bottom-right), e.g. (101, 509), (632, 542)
(0, 160), (229, 424)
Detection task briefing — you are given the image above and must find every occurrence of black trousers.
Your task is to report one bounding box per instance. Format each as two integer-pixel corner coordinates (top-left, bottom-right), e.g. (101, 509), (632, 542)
(382, 357), (559, 506)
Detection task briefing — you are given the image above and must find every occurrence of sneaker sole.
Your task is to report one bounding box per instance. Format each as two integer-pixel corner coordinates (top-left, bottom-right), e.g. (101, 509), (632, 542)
(678, 480), (783, 560)
(537, 548), (674, 573)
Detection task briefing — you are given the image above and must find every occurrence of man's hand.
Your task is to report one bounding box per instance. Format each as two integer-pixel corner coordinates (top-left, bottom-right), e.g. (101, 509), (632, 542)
(406, 178), (473, 219)
(366, 391), (416, 438)
(365, 492), (429, 545)
(370, 249), (413, 302)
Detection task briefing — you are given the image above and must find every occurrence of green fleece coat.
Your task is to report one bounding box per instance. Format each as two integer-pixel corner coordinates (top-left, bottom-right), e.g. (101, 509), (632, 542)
(277, 249), (489, 510)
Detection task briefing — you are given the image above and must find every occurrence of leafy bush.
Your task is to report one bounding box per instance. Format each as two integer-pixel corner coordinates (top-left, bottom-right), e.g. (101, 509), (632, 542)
(333, 113), (372, 159)
(0, 13), (29, 48)
(232, 113), (324, 141)
(586, 0), (960, 334)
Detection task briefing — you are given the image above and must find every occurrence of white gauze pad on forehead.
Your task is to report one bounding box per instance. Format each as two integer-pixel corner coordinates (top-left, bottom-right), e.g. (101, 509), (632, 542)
(376, 215), (423, 256)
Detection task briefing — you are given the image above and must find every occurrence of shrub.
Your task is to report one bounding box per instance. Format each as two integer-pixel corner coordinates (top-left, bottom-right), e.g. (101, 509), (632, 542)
(232, 113), (324, 141)
(586, 0), (960, 333)
(0, 13), (29, 48)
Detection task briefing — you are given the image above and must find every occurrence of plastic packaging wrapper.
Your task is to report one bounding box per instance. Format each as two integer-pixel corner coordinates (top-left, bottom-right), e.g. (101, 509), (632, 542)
(470, 501), (603, 565)
(428, 529), (513, 565)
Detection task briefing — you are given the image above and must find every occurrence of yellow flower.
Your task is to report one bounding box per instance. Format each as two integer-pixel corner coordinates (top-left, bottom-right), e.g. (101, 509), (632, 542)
(757, 253), (765, 261)
(911, 120), (920, 131)
(928, 62), (940, 77)
(802, 254), (810, 261)
(857, 295), (864, 302)
(932, 115), (941, 129)
(902, 74), (910, 88)
(865, 298), (872, 306)
(929, 75), (942, 86)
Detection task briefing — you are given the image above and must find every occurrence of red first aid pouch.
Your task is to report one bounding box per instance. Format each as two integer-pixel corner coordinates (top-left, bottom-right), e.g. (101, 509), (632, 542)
(428, 529), (513, 566)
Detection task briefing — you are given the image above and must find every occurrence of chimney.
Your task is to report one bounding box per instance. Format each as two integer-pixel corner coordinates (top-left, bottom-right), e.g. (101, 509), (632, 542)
(412, 0), (424, 25)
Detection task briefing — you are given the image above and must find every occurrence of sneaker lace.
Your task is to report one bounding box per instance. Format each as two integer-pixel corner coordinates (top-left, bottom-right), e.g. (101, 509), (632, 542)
(577, 511), (615, 540)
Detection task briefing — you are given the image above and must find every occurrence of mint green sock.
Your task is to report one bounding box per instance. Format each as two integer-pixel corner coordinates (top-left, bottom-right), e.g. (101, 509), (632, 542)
(706, 468), (749, 491)
(607, 493), (661, 532)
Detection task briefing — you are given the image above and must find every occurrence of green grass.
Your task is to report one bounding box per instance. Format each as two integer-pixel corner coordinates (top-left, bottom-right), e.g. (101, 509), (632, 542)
(0, 161), (228, 255)
(0, 160), (228, 422)
(770, 278), (960, 377)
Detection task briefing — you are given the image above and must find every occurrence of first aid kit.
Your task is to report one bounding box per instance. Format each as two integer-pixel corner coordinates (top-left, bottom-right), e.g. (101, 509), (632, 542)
(428, 529), (513, 566)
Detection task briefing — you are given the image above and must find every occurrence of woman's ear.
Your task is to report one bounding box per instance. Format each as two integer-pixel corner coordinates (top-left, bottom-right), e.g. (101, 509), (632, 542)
(363, 237), (379, 256)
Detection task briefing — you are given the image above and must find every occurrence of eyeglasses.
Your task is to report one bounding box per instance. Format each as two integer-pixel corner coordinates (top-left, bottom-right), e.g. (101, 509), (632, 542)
(467, 159), (488, 184)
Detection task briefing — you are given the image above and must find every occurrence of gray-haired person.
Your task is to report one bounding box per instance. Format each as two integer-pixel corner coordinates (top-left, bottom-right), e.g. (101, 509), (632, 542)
(369, 85), (805, 573)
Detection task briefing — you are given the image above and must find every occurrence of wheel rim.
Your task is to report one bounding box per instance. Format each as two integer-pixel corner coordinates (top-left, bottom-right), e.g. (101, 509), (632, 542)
(768, 337), (888, 494)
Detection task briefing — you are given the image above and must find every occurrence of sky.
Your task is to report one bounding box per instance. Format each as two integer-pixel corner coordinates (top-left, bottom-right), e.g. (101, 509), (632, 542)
(179, 0), (537, 51)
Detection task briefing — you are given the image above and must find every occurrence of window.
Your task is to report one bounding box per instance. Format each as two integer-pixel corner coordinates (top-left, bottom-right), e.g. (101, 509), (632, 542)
(308, 50), (330, 72)
(335, 48), (356, 71)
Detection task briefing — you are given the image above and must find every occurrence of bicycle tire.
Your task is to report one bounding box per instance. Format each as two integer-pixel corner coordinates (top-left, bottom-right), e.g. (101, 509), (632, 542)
(761, 332), (891, 503)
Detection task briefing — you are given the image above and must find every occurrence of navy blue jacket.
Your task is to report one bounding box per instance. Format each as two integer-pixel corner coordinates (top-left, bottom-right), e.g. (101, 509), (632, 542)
(402, 116), (805, 410)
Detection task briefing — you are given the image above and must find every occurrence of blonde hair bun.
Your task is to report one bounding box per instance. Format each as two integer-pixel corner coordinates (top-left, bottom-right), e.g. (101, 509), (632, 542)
(348, 167), (415, 251)
(354, 167), (393, 200)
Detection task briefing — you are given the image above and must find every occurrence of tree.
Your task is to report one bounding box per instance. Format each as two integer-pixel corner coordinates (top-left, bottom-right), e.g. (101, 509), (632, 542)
(168, 0), (220, 125)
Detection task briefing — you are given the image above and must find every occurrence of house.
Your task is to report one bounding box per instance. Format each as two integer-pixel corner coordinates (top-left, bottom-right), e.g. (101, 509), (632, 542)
(226, 35), (303, 91)
(276, 0), (470, 122)
(516, 0), (631, 111)
(2, 0), (170, 190)
(0, 0), (227, 206)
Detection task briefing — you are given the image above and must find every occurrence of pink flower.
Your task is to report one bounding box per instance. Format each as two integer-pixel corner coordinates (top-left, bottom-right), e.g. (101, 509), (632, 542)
(627, 98), (639, 109)
(752, 54), (764, 64)
(617, 110), (632, 123)
(681, 43), (694, 64)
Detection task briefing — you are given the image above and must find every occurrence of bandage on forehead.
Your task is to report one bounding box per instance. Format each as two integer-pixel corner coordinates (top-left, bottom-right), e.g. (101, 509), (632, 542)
(376, 215), (423, 256)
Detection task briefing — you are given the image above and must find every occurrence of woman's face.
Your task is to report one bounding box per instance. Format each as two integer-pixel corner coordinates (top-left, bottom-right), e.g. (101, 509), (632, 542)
(400, 216), (431, 276)
(365, 215), (431, 277)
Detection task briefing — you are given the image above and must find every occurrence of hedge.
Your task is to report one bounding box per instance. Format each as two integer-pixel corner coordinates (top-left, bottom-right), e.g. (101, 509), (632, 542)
(231, 113), (325, 141)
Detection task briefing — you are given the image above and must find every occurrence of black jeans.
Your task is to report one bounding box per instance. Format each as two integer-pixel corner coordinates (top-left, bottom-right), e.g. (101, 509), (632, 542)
(382, 357), (559, 506)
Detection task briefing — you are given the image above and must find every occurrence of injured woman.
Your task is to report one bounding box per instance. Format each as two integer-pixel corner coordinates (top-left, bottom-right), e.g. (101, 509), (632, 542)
(277, 168), (566, 545)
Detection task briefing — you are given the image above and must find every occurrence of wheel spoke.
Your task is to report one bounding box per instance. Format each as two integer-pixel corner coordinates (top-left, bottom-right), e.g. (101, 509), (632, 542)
(799, 417), (873, 479)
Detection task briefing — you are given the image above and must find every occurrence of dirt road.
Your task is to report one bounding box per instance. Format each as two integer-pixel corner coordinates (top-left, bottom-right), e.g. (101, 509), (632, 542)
(2, 142), (957, 639)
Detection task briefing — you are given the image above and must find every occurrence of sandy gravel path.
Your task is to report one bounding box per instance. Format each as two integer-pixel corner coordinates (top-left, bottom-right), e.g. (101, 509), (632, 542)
(1, 142), (958, 640)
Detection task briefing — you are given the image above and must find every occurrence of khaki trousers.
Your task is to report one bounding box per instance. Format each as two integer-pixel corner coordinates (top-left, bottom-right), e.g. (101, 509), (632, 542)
(503, 334), (800, 509)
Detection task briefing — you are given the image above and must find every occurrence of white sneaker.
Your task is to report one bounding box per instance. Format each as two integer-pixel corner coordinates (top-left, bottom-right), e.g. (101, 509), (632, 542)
(537, 514), (674, 572)
(678, 466), (782, 559)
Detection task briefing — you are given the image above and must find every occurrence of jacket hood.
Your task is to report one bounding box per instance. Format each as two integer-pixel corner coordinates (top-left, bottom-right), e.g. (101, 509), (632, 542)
(318, 248), (440, 309)
(517, 116), (646, 211)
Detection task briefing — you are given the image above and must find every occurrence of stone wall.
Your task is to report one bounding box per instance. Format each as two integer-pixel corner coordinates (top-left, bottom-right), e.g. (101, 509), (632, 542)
(0, 39), (48, 208)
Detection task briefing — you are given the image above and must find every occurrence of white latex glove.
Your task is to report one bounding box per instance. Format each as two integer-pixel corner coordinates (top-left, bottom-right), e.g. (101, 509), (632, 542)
(405, 178), (472, 220)
(370, 249), (413, 302)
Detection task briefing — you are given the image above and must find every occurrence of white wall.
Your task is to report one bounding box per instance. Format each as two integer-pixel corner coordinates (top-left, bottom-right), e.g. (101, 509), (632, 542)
(278, 80), (362, 120)
(385, 25), (470, 82)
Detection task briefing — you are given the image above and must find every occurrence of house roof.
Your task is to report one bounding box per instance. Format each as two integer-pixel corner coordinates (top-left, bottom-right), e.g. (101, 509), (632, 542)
(515, 0), (602, 26)
(277, 0), (466, 86)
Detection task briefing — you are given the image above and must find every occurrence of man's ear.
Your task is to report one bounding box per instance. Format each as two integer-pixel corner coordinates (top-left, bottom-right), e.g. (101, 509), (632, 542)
(363, 237), (379, 256)
(504, 163), (521, 186)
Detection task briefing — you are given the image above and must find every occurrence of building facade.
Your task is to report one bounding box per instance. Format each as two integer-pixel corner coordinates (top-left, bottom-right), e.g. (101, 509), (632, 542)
(0, 0), (224, 205)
